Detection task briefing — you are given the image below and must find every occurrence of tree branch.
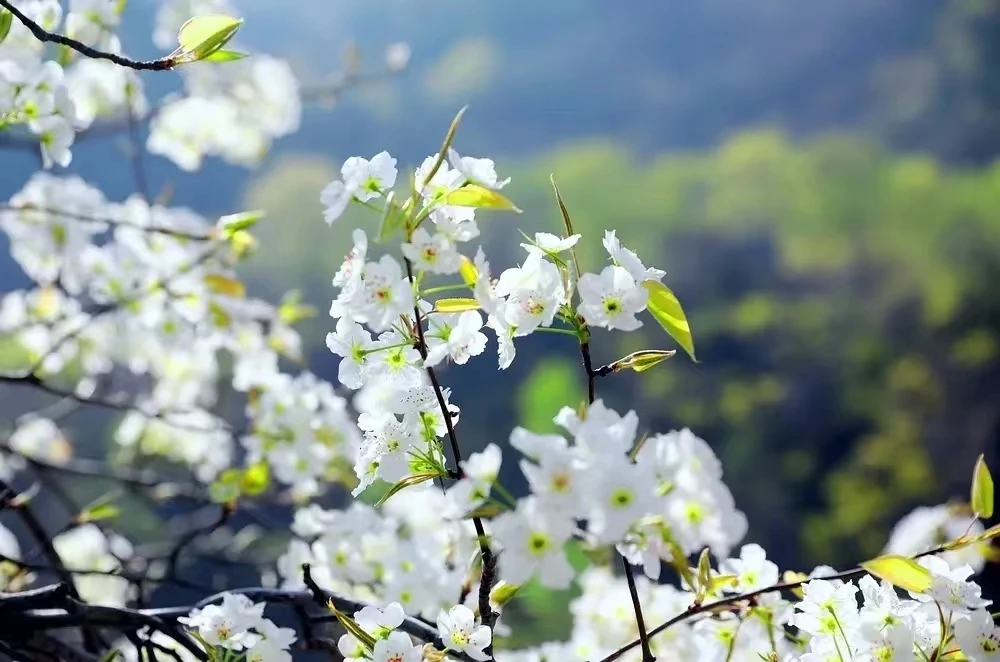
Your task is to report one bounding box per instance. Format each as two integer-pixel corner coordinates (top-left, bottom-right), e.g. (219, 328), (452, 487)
(577, 338), (656, 662)
(0, 0), (177, 71)
(403, 256), (498, 660)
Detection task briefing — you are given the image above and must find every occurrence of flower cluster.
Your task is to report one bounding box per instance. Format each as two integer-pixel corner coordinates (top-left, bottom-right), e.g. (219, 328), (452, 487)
(177, 593), (297, 662)
(0, 1), (995, 658)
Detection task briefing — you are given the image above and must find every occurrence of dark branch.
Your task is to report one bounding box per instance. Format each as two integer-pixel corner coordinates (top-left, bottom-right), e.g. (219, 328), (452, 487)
(578, 337), (656, 662)
(0, 0), (177, 71)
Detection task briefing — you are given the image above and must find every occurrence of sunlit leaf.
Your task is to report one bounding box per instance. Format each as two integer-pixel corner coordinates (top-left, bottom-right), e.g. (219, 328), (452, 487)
(76, 502), (120, 524)
(99, 649), (124, 662)
(202, 49), (248, 62)
(278, 290), (317, 325)
(696, 548), (712, 595)
(459, 255), (478, 287)
(204, 273), (246, 298)
(209, 469), (242, 504)
(614, 349), (676, 373)
(434, 297), (480, 313)
(861, 555), (931, 593)
(445, 184), (521, 213)
(176, 14), (243, 63)
(375, 472), (441, 507)
(972, 454), (994, 519)
(0, 9), (13, 45)
(489, 580), (520, 608)
(216, 210), (264, 236)
(549, 176), (582, 293)
(707, 574), (739, 594)
(464, 503), (505, 519)
(327, 604), (376, 651)
(378, 192), (406, 242)
(240, 461), (270, 496)
(643, 281), (696, 361)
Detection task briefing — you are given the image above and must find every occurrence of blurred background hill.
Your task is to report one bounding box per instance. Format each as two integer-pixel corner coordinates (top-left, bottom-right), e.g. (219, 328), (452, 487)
(2, 0), (1000, 647)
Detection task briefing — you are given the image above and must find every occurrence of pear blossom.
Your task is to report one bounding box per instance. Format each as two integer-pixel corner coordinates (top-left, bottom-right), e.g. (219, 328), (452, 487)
(577, 264), (648, 331)
(437, 604), (492, 661)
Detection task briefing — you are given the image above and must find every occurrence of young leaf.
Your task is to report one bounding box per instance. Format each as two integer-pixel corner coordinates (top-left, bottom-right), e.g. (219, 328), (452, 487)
(489, 580), (520, 608)
(459, 255), (478, 287)
(201, 49), (248, 62)
(99, 649), (123, 662)
(418, 106), (468, 192)
(0, 9), (13, 46)
(377, 192), (405, 241)
(204, 273), (246, 298)
(550, 176), (582, 291)
(375, 472), (441, 507)
(434, 298), (480, 313)
(278, 290), (317, 325)
(216, 210), (264, 236)
(76, 502), (121, 524)
(696, 548), (712, 594)
(782, 570), (808, 599)
(643, 281), (696, 361)
(445, 184), (522, 213)
(464, 503), (506, 519)
(327, 604), (377, 651)
(209, 469), (242, 504)
(972, 454), (994, 519)
(614, 349), (677, 373)
(240, 461), (270, 496)
(861, 555), (932, 593)
(176, 14), (244, 63)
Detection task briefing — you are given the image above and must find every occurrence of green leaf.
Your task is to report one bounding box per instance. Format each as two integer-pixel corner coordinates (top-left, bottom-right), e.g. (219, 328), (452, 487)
(706, 574), (739, 594)
(240, 461), (270, 496)
(204, 273), (246, 298)
(417, 106), (467, 194)
(459, 255), (478, 287)
(464, 503), (506, 519)
(434, 297), (480, 313)
(209, 469), (242, 504)
(327, 604), (377, 651)
(378, 192), (406, 242)
(201, 49), (248, 62)
(972, 454), (994, 519)
(375, 472), (441, 507)
(76, 502), (120, 524)
(861, 555), (932, 593)
(0, 9), (12, 46)
(489, 580), (520, 608)
(445, 184), (522, 213)
(696, 548), (712, 595)
(614, 349), (677, 373)
(216, 210), (264, 236)
(99, 649), (123, 662)
(549, 176), (582, 290)
(643, 281), (696, 361)
(278, 290), (317, 325)
(176, 14), (244, 63)
(75, 492), (122, 524)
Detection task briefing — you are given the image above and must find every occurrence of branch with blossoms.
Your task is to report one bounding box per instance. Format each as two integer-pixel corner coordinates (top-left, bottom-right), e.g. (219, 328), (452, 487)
(0, 0), (999, 661)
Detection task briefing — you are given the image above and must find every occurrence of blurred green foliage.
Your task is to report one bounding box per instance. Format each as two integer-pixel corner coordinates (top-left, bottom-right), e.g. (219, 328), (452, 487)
(241, 128), (1000, 581)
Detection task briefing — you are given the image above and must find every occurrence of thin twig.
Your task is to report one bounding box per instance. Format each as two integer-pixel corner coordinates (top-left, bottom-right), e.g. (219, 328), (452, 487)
(0, 0), (177, 71)
(598, 542), (955, 662)
(403, 256), (498, 660)
(577, 339), (656, 662)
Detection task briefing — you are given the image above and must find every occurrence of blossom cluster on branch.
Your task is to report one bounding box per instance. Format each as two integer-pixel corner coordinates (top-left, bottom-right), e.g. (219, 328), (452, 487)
(0, 1), (996, 662)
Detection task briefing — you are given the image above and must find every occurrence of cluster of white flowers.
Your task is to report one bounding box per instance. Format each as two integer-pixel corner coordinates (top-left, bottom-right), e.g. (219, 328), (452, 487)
(0, 1), (995, 660)
(0, 0), (303, 171)
(178, 593), (297, 662)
